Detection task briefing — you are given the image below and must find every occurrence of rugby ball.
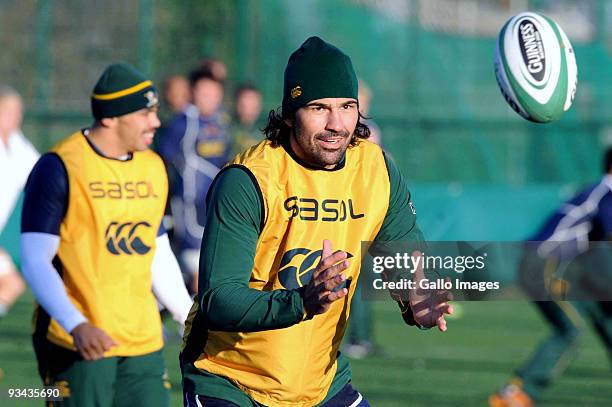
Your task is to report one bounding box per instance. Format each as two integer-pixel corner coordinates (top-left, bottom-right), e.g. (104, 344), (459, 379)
(494, 12), (577, 123)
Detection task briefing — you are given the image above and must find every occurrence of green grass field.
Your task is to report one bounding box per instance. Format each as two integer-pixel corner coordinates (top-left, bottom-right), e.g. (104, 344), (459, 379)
(1, 293), (610, 406)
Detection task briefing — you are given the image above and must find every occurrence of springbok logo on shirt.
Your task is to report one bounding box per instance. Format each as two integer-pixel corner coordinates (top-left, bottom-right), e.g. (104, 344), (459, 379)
(278, 247), (353, 290)
(105, 221), (152, 255)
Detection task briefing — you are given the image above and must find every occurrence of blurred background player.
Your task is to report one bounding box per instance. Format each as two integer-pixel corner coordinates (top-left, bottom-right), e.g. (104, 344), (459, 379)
(160, 74), (191, 126)
(198, 57), (228, 83)
(163, 75), (191, 115)
(355, 79), (381, 145)
(158, 65), (231, 293)
(230, 82), (263, 156)
(20, 63), (192, 406)
(489, 147), (612, 407)
(154, 74), (191, 152)
(0, 85), (37, 321)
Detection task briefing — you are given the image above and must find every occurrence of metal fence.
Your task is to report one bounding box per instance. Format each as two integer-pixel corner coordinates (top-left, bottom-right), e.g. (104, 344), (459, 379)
(2, 0), (611, 184)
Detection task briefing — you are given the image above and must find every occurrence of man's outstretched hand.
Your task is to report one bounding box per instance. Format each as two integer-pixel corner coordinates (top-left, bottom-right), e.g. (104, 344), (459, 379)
(409, 251), (454, 331)
(302, 240), (350, 318)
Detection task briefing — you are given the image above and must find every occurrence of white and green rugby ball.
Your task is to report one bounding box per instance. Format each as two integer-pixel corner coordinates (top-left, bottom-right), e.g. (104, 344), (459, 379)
(494, 12), (577, 123)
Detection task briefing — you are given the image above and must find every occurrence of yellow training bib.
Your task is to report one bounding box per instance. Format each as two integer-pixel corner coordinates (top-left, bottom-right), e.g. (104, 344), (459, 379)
(194, 139), (390, 406)
(36, 131), (167, 357)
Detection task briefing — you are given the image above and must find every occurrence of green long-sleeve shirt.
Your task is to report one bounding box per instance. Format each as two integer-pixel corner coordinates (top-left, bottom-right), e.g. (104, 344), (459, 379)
(197, 152), (422, 331)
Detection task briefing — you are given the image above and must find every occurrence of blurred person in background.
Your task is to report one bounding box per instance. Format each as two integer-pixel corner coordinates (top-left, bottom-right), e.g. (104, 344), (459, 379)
(153, 74), (191, 153)
(158, 65), (231, 294)
(20, 63), (192, 406)
(230, 83), (263, 156)
(489, 147), (612, 407)
(355, 79), (381, 145)
(0, 85), (37, 321)
(199, 57), (228, 83)
(163, 75), (191, 114)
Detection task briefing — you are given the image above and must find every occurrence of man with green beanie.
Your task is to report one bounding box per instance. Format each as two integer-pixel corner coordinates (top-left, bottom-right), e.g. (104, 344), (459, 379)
(180, 37), (453, 406)
(21, 63), (192, 406)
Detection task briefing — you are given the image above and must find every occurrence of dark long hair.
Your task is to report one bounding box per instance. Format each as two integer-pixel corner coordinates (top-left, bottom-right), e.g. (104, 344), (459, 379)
(263, 108), (371, 147)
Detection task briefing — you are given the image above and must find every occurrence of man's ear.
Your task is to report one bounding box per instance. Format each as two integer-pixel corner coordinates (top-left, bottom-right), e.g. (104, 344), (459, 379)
(284, 116), (293, 128)
(100, 117), (117, 128)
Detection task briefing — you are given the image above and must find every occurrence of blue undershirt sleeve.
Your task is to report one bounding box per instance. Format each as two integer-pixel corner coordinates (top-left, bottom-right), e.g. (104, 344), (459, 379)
(21, 153), (68, 235)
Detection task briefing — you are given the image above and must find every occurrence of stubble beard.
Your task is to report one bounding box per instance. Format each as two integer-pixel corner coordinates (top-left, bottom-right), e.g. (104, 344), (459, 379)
(292, 128), (352, 169)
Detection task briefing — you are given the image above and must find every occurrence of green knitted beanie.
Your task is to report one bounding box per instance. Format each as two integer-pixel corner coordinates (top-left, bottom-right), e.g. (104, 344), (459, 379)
(282, 37), (358, 117)
(91, 63), (158, 120)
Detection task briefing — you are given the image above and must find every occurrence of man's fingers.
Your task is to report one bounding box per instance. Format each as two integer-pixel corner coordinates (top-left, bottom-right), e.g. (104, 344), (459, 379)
(446, 304), (454, 315)
(435, 302), (453, 316)
(82, 351), (94, 361)
(303, 240), (350, 318)
(78, 344), (93, 361)
(312, 240), (330, 281)
(89, 337), (107, 359)
(436, 315), (447, 332)
(73, 334), (90, 360)
(315, 272), (346, 293)
(312, 241), (345, 280)
(436, 289), (453, 304)
(323, 287), (348, 304)
(322, 239), (333, 260)
(81, 343), (101, 360)
(326, 273), (347, 292)
(71, 323), (115, 361)
(318, 250), (347, 271)
(102, 338), (117, 352)
(101, 333), (117, 351)
(316, 260), (349, 286)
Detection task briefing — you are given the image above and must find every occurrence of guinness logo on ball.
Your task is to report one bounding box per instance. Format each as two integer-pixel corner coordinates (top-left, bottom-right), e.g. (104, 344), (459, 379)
(518, 19), (546, 82)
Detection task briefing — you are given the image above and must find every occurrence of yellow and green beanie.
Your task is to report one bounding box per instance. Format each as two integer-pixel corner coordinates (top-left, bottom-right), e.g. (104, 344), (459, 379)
(91, 63), (159, 120)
